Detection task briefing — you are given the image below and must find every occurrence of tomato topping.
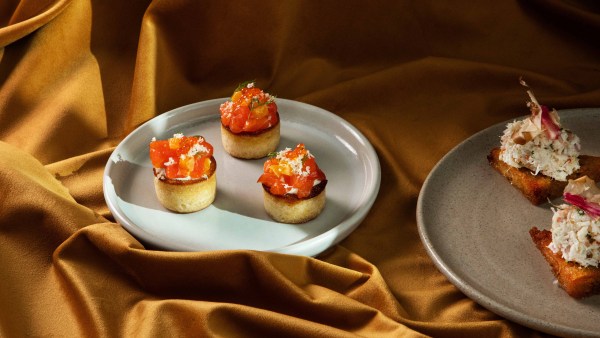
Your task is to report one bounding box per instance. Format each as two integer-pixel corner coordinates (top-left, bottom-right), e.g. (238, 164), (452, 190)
(257, 144), (326, 198)
(149, 134), (214, 180)
(219, 81), (279, 133)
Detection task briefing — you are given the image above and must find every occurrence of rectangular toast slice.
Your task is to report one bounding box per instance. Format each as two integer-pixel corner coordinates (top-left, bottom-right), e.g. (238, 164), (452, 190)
(529, 227), (600, 299)
(487, 147), (600, 205)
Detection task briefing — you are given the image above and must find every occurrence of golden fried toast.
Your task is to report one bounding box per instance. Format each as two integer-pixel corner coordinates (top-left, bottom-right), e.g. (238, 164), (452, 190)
(487, 147), (600, 205)
(488, 147), (565, 205)
(529, 227), (600, 299)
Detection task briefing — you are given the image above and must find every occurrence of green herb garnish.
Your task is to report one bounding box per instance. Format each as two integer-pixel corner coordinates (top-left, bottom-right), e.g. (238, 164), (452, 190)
(234, 80), (255, 93)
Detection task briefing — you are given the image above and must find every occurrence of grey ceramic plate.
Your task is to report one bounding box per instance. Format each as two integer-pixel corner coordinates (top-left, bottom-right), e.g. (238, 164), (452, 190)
(417, 108), (600, 337)
(103, 98), (380, 257)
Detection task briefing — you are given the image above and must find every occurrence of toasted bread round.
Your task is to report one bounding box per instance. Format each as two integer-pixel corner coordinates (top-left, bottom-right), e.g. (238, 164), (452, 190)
(153, 157), (217, 213)
(221, 119), (280, 159)
(262, 181), (327, 223)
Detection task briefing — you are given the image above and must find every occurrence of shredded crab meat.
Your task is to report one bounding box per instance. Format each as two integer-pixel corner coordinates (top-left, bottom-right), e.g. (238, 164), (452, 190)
(498, 79), (580, 181)
(548, 176), (600, 267)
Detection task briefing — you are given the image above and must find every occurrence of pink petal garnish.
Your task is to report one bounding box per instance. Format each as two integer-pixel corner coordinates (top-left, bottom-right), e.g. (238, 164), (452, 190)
(540, 105), (561, 140)
(564, 192), (600, 219)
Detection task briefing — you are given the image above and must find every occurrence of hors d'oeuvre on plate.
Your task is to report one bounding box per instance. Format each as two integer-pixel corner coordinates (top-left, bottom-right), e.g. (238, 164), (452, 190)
(219, 81), (280, 159)
(149, 133), (216, 213)
(488, 79), (600, 205)
(530, 176), (600, 298)
(257, 144), (327, 223)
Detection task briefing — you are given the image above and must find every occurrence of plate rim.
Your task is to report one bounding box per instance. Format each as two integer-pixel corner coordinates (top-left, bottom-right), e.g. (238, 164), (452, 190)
(416, 108), (600, 338)
(103, 98), (381, 257)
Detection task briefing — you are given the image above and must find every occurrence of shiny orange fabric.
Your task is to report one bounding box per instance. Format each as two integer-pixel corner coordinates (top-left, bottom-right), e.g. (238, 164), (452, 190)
(1, 0), (599, 336)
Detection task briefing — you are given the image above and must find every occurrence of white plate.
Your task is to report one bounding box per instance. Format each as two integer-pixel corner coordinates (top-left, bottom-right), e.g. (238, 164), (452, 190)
(417, 108), (600, 337)
(103, 98), (380, 257)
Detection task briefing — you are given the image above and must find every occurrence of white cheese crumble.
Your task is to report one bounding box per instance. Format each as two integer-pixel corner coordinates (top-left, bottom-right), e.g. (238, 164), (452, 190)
(164, 157), (175, 166)
(155, 171), (207, 181)
(548, 205), (600, 267)
(283, 184), (298, 195)
(171, 174), (207, 181)
(187, 143), (208, 157)
(274, 147), (314, 177)
(304, 165), (311, 176)
(220, 101), (234, 115)
(154, 168), (166, 179)
(499, 120), (580, 181)
(173, 133), (184, 139)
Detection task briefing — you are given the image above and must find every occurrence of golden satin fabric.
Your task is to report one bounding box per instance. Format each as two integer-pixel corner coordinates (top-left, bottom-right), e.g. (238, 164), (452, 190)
(1, 0), (598, 336)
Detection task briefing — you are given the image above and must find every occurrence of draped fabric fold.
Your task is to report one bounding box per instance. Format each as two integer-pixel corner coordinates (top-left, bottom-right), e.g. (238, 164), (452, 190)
(0, 0), (71, 47)
(1, 0), (599, 337)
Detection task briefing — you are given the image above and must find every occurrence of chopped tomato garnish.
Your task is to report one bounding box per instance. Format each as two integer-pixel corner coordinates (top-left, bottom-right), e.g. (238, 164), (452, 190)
(149, 134), (213, 179)
(220, 81), (279, 133)
(257, 144), (326, 198)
